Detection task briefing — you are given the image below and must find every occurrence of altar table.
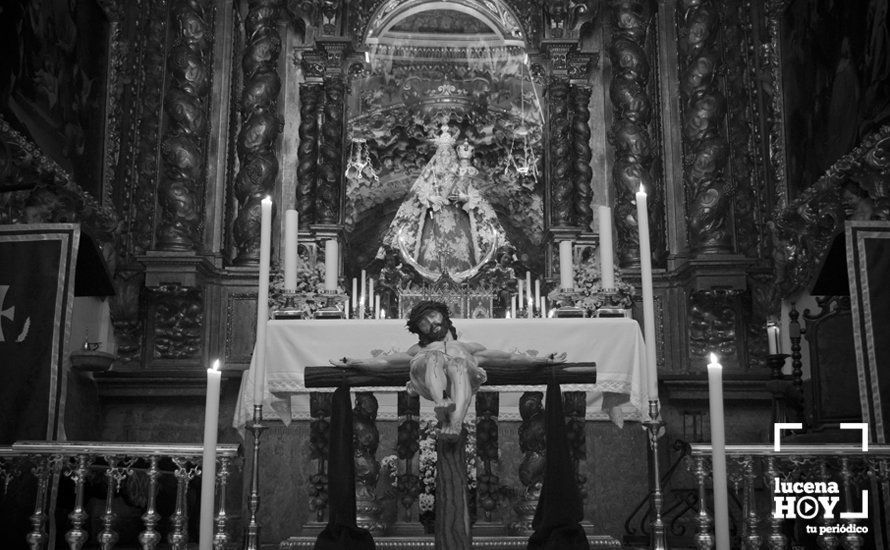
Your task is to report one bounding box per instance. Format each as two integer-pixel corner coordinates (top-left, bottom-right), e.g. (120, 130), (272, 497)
(233, 317), (653, 430)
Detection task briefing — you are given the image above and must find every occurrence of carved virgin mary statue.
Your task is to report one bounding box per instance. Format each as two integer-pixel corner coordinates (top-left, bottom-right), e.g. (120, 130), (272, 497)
(378, 126), (510, 282)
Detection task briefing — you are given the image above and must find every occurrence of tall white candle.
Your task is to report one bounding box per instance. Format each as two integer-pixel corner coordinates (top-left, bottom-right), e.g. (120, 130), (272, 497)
(534, 279), (541, 309)
(284, 210), (299, 290)
(351, 278), (358, 310)
(324, 239), (339, 292)
(374, 294), (381, 319)
(598, 206), (615, 290)
(636, 186), (659, 401)
(767, 322), (780, 355)
(559, 240), (574, 290)
(707, 353), (730, 550)
(525, 271), (533, 311)
(518, 280), (525, 310)
(511, 296), (517, 319)
(199, 359), (222, 550)
(360, 269), (366, 319)
(368, 278), (375, 308)
(253, 196), (272, 405)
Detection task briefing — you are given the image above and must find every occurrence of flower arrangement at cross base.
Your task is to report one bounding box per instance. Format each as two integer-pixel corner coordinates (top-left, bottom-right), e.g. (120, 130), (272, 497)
(268, 255), (348, 318)
(547, 255), (636, 315)
(382, 419), (477, 533)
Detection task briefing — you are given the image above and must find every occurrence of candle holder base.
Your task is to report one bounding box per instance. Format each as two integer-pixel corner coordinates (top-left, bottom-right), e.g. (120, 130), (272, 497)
(765, 353), (790, 379)
(555, 305), (586, 318)
(589, 287), (634, 318)
(593, 308), (630, 318)
(642, 400), (669, 550)
(549, 288), (586, 318)
(274, 294), (304, 319)
(244, 405), (267, 550)
(315, 290), (348, 320)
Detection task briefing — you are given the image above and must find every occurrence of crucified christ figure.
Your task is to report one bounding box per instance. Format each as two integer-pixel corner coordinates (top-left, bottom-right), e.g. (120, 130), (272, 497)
(330, 301), (566, 439)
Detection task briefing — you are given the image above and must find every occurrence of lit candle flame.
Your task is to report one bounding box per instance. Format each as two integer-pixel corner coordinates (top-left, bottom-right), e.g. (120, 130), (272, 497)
(709, 352), (719, 364)
(211, 359), (220, 372)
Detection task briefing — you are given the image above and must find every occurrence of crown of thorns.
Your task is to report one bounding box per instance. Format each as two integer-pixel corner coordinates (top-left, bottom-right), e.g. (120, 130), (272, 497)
(405, 301), (451, 335)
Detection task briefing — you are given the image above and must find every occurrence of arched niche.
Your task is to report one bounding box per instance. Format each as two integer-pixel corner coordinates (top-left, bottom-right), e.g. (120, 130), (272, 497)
(342, 0), (546, 275)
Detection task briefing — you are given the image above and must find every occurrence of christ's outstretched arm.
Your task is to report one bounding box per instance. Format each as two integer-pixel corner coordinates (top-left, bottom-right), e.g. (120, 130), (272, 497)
(328, 345), (419, 370)
(467, 344), (567, 366)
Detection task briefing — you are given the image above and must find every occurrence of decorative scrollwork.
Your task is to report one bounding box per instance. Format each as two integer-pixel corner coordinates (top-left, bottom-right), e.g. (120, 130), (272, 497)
(688, 290), (739, 369)
(771, 125), (890, 297)
(149, 285), (203, 360)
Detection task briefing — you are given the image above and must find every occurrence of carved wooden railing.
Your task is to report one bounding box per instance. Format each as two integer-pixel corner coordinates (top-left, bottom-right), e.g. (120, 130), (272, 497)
(686, 443), (887, 549)
(0, 441), (240, 550)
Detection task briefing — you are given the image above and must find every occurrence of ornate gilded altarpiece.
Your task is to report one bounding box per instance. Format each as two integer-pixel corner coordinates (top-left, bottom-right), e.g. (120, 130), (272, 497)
(0, 0), (812, 383)
(7, 0), (889, 545)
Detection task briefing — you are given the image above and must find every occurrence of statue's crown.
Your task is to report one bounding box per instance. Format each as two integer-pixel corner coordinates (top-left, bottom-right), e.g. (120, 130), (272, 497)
(456, 139), (474, 160)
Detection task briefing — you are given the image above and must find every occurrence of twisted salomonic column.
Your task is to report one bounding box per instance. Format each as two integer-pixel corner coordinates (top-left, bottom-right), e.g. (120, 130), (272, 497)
(232, 0), (281, 264)
(512, 391), (545, 535)
(395, 392), (421, 522)
(563, 391), (588, 504)
(677, 0), (732, 254)
(297, 82), (322, 227)
(316, 77), (345, 224)
(353, 392), (384, 535)
(607, 0), (655, 266)
(571, 85), (594, 229)
(156, 0), (213, 251)
(549, 79), (574, 227)
(308, 392), (332, 522)
(475, 391), (501, 522)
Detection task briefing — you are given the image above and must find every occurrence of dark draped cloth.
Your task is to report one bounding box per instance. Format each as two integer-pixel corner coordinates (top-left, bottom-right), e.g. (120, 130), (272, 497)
(314, 384), (375, 550)
(527, 381), (589, 550)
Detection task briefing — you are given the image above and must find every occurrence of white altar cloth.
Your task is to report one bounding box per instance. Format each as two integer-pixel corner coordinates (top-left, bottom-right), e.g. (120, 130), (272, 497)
(234, 317), (653, 430)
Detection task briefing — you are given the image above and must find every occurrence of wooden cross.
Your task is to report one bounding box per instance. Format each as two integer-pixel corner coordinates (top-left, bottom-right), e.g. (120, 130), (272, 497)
(304, 360), (596, 549)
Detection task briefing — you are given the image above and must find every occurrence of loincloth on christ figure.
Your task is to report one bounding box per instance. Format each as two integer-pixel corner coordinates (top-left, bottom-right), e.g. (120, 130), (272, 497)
(406, 340), (487, 402)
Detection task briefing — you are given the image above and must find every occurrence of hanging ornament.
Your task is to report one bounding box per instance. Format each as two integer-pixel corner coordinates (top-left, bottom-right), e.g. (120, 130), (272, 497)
(504, 61), (539, 183)
(345, 138), (379, 184)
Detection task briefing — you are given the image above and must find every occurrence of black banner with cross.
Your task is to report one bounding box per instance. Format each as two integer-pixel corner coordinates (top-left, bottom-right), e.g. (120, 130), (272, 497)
(0, 224), (80, 443)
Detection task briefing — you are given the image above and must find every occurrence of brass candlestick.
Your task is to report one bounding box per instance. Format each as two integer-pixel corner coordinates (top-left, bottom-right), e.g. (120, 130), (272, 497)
(765, 354), (792, 426)
(642, 400), (669, 550)
(590, 287), (633, 318)
(273, 292), (303, 319)
(244, 404), (267, 550)
(315, 290), (348, 319)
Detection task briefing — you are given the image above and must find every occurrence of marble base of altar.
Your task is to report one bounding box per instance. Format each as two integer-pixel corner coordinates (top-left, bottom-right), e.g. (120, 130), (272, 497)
(279, 534), (622, 549)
